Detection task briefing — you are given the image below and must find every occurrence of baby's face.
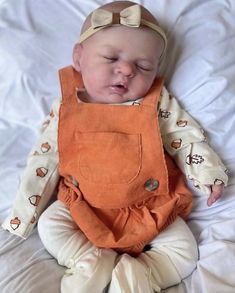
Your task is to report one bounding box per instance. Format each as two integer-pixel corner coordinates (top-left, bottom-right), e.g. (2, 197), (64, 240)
(74, 26), (164, 103)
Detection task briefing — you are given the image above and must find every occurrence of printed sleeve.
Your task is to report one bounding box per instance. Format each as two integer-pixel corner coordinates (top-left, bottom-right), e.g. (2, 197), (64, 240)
(1, 99), (61, 239)
(158, 87), (228, 195)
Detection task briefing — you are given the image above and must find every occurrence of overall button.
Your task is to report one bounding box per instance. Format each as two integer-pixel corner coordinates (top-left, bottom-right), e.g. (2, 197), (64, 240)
(144, 178), (159, 192)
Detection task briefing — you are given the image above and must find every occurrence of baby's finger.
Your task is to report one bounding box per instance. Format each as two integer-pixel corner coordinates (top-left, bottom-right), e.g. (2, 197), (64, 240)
(207, 195), (217, 206)
(207, 185), (224, 206)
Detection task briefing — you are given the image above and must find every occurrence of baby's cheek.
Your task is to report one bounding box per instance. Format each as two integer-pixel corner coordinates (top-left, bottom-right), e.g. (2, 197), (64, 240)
(138, 79), (153, 96)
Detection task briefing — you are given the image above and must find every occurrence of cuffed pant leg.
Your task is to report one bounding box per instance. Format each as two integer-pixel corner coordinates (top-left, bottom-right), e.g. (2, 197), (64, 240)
(108, 254), (153, 293)
(38, 200), (117, 293)
(138, 217), (198, 291)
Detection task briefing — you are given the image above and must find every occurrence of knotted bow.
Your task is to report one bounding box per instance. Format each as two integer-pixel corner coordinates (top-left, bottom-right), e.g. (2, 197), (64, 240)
(91, 4), (141, 28)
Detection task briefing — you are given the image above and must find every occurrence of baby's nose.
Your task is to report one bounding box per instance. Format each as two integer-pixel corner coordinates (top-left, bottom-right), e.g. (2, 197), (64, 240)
(115, 61), (135, 78)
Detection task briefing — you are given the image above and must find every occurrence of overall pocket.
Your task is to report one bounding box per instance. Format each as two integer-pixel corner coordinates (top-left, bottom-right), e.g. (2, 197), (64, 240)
(77, 132), (142, 184)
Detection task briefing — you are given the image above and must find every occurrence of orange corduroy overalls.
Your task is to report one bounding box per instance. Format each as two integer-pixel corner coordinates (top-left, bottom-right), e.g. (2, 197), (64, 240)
(57, 66), (192, 256)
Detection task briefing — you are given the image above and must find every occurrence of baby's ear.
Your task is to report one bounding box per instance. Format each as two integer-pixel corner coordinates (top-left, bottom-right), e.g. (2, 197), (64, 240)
(73, 43), (82, 71)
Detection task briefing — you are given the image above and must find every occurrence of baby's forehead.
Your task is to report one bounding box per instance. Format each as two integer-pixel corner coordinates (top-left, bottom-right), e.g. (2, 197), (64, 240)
(97, 25), (163, 45)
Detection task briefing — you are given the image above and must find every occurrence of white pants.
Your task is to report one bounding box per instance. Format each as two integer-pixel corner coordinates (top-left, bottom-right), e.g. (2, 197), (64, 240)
(38, 200), (198, 293)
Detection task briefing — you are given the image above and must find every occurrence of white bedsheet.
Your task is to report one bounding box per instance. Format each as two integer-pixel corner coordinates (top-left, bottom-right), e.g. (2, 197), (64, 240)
(0, 0), (235, 292)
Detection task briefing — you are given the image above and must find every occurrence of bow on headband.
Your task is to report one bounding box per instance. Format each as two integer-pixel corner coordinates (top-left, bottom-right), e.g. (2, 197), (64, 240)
(79, 4), (167, 57)
(91, 4), (141, 28)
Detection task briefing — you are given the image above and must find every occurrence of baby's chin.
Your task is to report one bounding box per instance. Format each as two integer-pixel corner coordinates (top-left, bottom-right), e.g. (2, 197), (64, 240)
(105, 93), (139, 104)
(86, 94), (134, 104)
(106, 89), (145, 104)
(85, 88), (144, 104)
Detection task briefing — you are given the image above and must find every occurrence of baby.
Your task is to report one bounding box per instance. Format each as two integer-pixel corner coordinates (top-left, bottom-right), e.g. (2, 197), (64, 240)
(2, 1), (228, 293)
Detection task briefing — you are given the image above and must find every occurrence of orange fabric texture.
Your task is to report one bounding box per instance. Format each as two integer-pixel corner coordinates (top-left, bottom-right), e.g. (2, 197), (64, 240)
(57, 66), (192, 256)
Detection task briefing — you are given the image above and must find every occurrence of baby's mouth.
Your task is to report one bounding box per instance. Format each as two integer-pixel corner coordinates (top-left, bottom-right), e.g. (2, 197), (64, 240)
(110, 82), (128, 94)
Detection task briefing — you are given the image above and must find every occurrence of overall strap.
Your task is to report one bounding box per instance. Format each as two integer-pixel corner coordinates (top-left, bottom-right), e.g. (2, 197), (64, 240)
(142, 77), (164, 107)
(59, 66), (84, 103)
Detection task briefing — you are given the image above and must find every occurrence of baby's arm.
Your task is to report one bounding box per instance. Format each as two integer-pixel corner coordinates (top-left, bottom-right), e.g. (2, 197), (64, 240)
(158, 87), (228, 206)
(1, 99), (60, 238)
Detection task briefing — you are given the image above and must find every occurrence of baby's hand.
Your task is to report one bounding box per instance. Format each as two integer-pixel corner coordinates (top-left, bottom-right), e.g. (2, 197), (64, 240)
(207, 184), (224, 207)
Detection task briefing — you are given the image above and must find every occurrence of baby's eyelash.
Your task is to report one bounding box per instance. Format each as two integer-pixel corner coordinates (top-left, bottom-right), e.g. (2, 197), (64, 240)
(103, 56), (152, 71)
(137, 65), (152, 71)
(104, 56), (118, 62)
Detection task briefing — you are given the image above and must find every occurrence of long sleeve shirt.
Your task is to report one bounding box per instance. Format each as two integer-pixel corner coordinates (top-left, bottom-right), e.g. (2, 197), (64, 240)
(2, 86), (228, 239)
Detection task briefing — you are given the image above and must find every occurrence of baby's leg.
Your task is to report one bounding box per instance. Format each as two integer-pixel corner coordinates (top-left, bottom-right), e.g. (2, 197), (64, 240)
(38, 200), (117, 293)
(109, 217), (198, 293)
(138, 216), (198, 291)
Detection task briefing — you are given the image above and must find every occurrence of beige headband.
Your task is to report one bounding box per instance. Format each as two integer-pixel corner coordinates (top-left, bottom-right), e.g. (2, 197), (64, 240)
(79, 4), (167, 57)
